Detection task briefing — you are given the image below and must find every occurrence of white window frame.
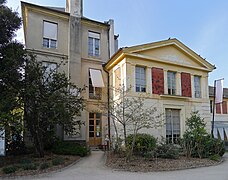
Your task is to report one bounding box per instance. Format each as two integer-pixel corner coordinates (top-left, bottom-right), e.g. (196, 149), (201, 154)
(135, 66), (146, 92)
(43, 21), (58, 49)
(89, 69), (103, 99)
(194, 76), (201, 98)
(88, 31), (100, 57)
(167, 71), (176, 95)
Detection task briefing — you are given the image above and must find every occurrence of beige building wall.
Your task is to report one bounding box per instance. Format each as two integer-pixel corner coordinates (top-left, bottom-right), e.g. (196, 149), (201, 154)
(106, 39), (214, 142)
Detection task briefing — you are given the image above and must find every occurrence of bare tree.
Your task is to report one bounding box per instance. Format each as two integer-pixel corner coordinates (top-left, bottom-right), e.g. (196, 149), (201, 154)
(100, 84), (162, 160)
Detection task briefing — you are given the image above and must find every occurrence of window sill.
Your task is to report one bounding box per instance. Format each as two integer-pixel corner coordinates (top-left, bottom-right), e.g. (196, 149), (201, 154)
(160, 94), (190, 99)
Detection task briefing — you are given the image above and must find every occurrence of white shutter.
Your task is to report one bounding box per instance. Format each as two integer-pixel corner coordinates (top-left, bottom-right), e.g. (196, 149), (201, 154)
(43, 21), (57, 40)
(0, 129), (5, 156)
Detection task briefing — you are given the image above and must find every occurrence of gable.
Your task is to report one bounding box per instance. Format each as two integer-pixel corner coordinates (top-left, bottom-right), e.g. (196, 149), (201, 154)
(135, 45), (207, 69)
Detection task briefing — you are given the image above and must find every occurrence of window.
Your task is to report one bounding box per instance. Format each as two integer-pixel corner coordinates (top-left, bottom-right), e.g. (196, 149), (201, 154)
(115, 67), (121, 91)
(89, 69), (104, 99)
(167, 71), (176, 95)
(135, 66), (146, 92)
(89, 113), (102, 138)
(194, 76), (201, 98)
(166, 109), (180, 144)
(88, 31), (100, 57)
(42, 62), (57, 82)
(43, 21), (57, 48)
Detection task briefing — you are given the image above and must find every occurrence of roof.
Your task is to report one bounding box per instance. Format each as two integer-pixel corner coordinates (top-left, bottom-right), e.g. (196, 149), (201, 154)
(105, 38), (216, 72)
(21, 1), (110, 27)
(45, 6), (66, 12)
(209, 86), (228, 98)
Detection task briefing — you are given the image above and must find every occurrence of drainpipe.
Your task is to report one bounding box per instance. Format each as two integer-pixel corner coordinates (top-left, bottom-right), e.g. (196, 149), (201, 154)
(103, 68), (111, 143)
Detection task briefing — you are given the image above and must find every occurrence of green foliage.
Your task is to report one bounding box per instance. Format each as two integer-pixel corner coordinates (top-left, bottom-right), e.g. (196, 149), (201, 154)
(127, 134), (157, 155)
(40, 162), (49, 170)
(52, 141), (88, 157)
(182, 111), (225, 158)
(2, 166), (17, 174)
(0, 0), (25, 151)
(156, 142), (180, 159)
(209, 154), (221, 161)
(20, 159), (32, 164)
(21, 163), (37, 170)
(24, 57), (85, 157)
(52, 157), (64, 166)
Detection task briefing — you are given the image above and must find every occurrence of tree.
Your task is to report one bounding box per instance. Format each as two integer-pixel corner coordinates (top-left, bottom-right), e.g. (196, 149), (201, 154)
(24, 57), (85, 157)
(101, 85), (162, 160)
(0, 0), (25, 146)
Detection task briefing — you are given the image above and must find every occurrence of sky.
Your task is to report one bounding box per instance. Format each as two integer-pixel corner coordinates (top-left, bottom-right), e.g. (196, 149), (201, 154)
(6, 0), (228, 87)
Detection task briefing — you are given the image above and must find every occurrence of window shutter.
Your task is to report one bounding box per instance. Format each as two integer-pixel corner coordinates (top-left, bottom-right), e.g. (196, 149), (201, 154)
(216, 103), (221, 114)
(222, 101), (227, 114)
(181, 72), (191, 97)
(152, 68), (164, 95)
(43, 21), (57, 40)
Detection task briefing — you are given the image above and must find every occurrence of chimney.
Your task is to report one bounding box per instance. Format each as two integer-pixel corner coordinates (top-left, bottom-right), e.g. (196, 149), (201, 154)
(66, 0), (83, 17)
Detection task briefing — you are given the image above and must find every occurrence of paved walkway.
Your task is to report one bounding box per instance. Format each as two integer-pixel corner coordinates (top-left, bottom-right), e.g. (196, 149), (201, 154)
(17, 151), (228, 180)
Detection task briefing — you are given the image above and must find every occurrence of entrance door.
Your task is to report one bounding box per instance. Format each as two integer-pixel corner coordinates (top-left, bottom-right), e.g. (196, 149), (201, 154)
(166, 109), (180, 143)
(89, 113), (102, 146)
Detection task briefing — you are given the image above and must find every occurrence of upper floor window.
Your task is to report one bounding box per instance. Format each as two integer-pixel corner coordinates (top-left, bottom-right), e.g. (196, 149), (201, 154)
(89, 69), (104, 100)
(194, 76), (201, 98)
(167, 71), (176, 95)
(135, 66), (146, 92)
(43, 21), (57, 49)
(88, 31), (100, 57)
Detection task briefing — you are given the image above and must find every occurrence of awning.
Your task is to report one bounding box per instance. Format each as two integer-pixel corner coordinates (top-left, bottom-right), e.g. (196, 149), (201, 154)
(89, 69), (105, 87)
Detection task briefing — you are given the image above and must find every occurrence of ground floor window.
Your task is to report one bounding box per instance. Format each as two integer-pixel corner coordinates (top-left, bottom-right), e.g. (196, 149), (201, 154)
(165, 109), (180, 143)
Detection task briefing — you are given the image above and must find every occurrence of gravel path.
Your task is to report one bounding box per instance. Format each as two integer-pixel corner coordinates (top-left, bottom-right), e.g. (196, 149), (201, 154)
(13, 151), (228, 180)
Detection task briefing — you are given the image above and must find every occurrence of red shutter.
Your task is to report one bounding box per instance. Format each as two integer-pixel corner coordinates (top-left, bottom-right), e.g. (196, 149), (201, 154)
(152, 68), (164, 95)
(222, 101), (227, 114)
(181, 72), (192, 97)
(216, 103), (221, 114)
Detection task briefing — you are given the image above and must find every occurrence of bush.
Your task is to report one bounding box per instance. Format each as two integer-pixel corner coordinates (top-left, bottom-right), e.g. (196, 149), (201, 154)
(52, 157), (64, 166)
(127, 134), (157, 155)
(2, 166), (17, 174)
(20, 159), (32, 164)
(40, 162), (49, 170)
(181, 111), (225, 158)
(210, 154), (221, 161)
(156, 143), (180, 159)
(22, 163), (37, 170)
(52, 141), (88, 157)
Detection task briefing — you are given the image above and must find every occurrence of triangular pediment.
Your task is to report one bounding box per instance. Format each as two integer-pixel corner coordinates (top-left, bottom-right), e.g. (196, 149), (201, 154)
(124, 39), (215, 71)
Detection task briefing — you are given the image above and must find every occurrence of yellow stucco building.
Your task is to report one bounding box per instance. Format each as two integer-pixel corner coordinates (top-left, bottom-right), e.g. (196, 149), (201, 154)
(105, 39), (215, 143)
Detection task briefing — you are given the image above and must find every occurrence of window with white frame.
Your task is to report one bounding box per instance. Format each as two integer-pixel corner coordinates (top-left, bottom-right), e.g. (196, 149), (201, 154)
(194, 76), (201, 98)
(42, 62), (57, 82)
(88, 31), (100, 57)
(166, 109), (180, 144)
(167, 71), (176, 95)
(43, 21), (58, 48)
(135, 66), (146, 92)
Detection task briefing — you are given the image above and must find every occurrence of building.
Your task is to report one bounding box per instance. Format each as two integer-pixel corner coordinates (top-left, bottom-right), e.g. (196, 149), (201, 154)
(209, 86), (228, 141)
(21, 0), (118, 146)
(105, 39), (215, 143)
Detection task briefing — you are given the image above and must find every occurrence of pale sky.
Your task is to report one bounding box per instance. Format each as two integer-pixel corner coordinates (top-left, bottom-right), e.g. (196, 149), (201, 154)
(7, 0), (228, 87)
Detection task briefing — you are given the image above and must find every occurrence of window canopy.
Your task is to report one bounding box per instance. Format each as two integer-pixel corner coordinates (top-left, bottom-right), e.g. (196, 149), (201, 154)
(89, 69), (105, 87)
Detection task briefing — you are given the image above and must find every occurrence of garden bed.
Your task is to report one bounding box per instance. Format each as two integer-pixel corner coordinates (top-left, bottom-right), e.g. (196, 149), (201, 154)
(106, 152), (222, 172)
(0, 153), (80, 177)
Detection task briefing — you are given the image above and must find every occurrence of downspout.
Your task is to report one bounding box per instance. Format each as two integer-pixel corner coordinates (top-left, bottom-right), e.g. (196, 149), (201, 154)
(103, 67), (111, 142)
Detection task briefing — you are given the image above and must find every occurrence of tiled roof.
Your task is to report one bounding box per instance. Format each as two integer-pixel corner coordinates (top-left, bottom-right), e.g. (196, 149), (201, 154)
(209, 86), (228, 98)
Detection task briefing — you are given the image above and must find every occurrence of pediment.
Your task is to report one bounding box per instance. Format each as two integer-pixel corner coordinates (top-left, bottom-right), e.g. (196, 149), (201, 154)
(124, 39), (215, 71)
(136, 45), (205, 68)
